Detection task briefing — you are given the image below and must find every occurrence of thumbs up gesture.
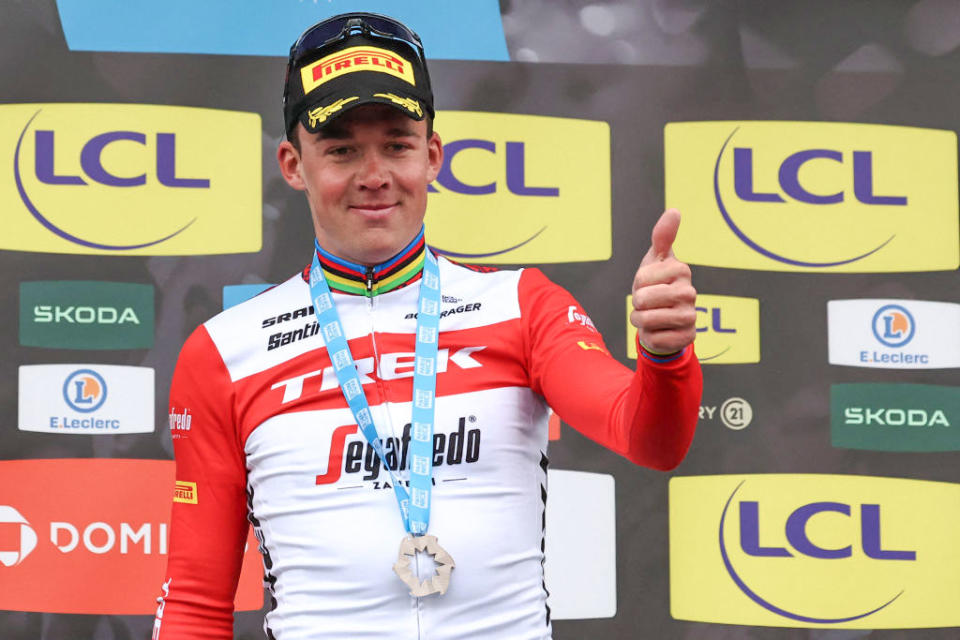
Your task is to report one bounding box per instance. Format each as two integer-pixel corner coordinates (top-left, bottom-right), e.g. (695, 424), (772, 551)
(631, 209), (697, 355)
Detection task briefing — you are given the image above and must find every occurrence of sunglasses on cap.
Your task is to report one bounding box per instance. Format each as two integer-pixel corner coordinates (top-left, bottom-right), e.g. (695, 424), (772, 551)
(282, 12), (427, 111)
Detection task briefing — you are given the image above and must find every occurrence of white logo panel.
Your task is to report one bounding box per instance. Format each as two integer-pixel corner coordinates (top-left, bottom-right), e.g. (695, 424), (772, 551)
(828, 299), (960, 369)
(544, 469), (616, 619)
(18, 364), (155, 434)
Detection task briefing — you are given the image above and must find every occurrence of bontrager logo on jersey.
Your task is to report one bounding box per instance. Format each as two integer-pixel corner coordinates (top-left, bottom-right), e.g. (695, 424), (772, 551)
(316, 417), (482, 486)
(300, 46), (415, 95)
(828, 300), (960, 369)
(664, 122), (959, 272)
(0, 459), (263, 614)
(670, 474), (960, 628)
(272, 346), (485, 403)
(405, 301), (482, 320)
(0, 103), (261, 256)
(424, 111), (611, 264)
(19, 364), (154, 434)
(831, 384), (960, 452)
(626, 294), (760, 364)
(20, 281), (154, 350)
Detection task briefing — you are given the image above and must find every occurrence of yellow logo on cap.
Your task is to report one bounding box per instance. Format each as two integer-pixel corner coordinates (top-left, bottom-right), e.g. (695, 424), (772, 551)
(307, 97), (359, 128)
(373, 93), (422, 118)
(301, 46), (415, 96)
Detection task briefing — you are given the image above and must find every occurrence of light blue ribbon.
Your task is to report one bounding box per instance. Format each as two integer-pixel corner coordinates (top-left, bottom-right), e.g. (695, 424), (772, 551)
(309, 240), (441, 535)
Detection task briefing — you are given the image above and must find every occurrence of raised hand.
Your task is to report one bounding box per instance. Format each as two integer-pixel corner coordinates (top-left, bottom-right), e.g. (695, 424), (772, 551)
(630, 209), (697, 355)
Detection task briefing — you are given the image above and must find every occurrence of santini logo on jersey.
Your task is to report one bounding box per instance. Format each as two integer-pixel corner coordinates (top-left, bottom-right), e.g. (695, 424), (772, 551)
(272, 346), (486, 404)
(316, 417), (481, 485)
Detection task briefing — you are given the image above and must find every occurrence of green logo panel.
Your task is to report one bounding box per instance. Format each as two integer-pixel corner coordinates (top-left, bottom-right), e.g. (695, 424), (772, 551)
(19, 281), (154, 349)
(831, 383), (960, 452)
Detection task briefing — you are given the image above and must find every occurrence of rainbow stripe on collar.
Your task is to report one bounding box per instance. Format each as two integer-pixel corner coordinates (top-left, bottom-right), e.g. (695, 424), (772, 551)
(314, 229), (427, 297)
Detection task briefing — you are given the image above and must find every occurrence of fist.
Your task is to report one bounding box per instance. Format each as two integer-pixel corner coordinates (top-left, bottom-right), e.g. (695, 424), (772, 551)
(630, 209), (697, 355)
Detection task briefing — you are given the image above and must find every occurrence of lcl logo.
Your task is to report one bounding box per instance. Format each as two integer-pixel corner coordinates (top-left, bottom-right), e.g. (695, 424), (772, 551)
(429, 140), (558, 197)
(715, 128), (905, 268)
(14, 109), (208, 251)
(719, 481), (914, 624)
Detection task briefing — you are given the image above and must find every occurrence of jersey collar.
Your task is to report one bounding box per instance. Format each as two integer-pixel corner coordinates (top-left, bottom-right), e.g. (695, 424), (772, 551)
(313, 227), (427, 297)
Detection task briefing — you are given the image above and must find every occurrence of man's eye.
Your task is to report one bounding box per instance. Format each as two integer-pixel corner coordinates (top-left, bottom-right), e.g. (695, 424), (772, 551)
(327, 146), (352, 156)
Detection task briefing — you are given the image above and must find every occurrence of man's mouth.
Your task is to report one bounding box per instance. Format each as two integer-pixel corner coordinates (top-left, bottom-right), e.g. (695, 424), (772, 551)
(350, 202), (399, 216)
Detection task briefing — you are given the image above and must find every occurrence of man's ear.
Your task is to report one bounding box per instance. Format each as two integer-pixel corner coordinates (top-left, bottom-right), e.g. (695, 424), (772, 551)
(277, 134), (306, 191)
(426, 131), (443, 184)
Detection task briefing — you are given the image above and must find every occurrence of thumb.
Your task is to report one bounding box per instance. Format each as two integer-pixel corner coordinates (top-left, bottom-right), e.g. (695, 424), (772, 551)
(650, 208), (681, 260)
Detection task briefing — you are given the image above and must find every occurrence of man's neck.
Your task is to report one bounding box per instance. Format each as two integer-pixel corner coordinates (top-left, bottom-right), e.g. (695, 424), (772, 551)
(314, 229), (427, 297)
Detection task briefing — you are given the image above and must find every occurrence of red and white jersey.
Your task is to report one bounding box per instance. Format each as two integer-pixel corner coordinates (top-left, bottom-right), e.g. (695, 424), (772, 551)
(154, 254), (701, 640)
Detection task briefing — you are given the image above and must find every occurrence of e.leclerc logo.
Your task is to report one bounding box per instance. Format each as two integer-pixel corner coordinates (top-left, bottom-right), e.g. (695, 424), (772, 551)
(18, 364), (154, 434)
(664, 122), (959, 272)
(63, 369), (107, 412)
(871, 304), (914, 347)
(20, 281), (154, 349)
(670, 474), (960, 628)
(828, 299), (960, 369)
(424, 111), (611, 264)
(831, 383), (960, 452)
(0, 104), (261, 255)
(626, 294), (760, 364)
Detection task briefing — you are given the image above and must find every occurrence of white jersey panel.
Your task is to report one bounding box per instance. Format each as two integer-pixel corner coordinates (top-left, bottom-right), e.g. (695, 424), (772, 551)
(245, 387), (552, 640)
(205, 259), (524, 383)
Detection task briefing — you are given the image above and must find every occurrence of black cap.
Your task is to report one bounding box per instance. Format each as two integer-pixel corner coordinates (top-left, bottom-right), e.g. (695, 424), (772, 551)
(283, 13), (434, 137)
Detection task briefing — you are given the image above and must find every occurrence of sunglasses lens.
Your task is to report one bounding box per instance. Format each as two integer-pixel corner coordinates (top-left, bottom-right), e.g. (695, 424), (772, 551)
(292, 14), (423, 64)
(294, 20), (348, 58)
(363, 16), (421, 45)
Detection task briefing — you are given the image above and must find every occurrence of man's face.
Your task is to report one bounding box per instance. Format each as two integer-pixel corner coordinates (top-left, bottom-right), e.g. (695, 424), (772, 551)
(277, 104), (443, 265)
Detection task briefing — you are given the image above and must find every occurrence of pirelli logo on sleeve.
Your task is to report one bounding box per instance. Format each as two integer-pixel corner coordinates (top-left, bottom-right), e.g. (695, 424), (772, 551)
(173, 480), (197, 504)
(301, 46), (415, 95)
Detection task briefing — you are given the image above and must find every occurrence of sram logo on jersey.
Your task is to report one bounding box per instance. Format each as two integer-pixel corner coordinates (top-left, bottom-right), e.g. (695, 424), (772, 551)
(272, 346), (486, 403)
(316, 417), (482, 486)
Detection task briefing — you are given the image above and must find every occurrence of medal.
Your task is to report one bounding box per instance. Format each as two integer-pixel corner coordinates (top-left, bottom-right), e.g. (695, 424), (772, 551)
(308, 231), (450, 595)
(393, 534), (455, 597)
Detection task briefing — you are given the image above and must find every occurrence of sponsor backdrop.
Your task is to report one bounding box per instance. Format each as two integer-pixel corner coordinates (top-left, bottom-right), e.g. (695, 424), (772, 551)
(1, 1), (958, 639)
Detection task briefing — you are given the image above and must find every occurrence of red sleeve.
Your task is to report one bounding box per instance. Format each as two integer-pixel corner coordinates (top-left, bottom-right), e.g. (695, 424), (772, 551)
(154, 326), (249, 639)
(520, 268), (702, 470)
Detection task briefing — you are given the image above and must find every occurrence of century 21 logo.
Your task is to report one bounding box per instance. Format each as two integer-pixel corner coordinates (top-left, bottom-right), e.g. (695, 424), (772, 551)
(1, 104), (261, 256)
(665, 122), (960, 272)
(670, 474), (960, 629)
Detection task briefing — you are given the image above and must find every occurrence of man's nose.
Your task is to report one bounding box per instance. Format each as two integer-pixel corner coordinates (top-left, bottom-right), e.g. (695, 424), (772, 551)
(356, 151), (389, 190)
